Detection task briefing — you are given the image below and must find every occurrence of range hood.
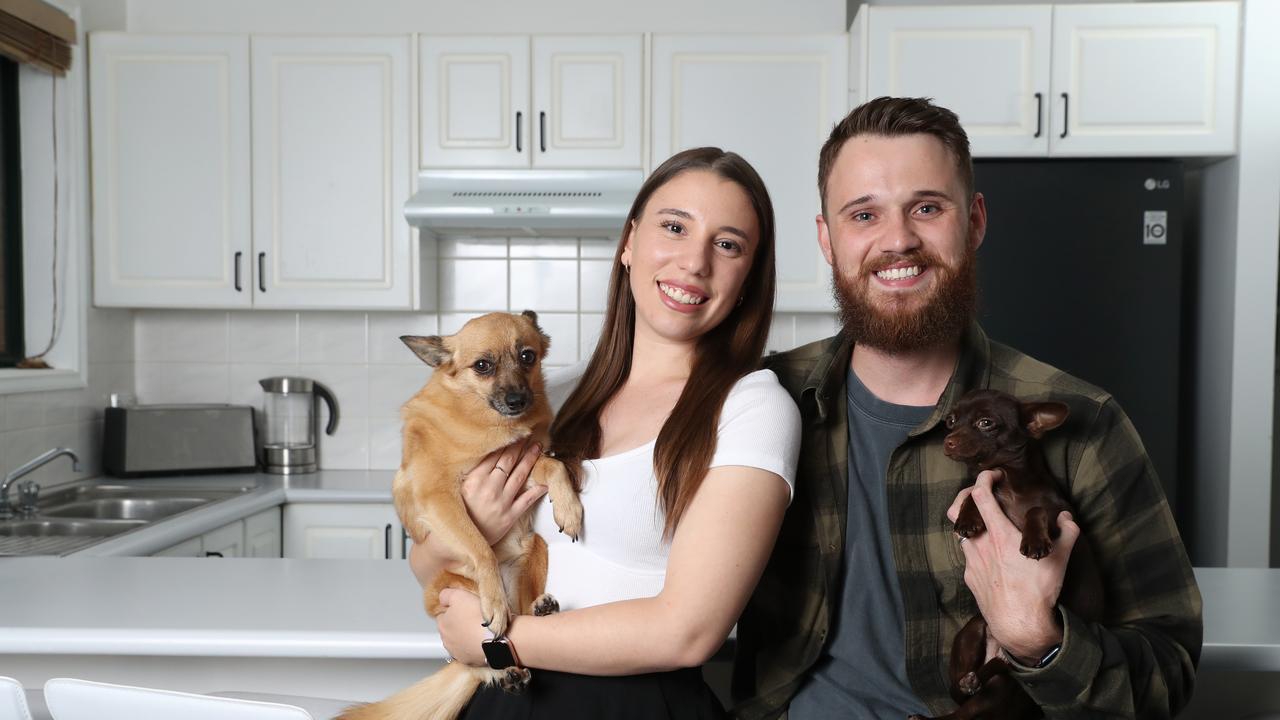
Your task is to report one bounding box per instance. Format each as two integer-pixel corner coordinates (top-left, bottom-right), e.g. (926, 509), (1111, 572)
(404, 169), (644, 236)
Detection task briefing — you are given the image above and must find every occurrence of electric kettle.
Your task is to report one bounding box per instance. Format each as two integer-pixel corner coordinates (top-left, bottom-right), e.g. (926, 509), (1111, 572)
(258, 376), (339, 474)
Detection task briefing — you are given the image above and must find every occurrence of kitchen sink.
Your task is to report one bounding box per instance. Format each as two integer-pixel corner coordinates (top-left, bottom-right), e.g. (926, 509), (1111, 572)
(42, 498), (212, 521)
(0, 518), (147, 537)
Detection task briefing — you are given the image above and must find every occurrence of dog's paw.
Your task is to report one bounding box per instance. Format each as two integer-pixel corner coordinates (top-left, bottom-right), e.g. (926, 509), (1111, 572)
(953, 517), (986, 539)
(1020, 536), (1053, 560)
(959, 671), (982, 696)
(498, 667), (531, 694)
(531, 593), (560, 616)
(480, 598), (511, 638)
(553, 497), (584, 542)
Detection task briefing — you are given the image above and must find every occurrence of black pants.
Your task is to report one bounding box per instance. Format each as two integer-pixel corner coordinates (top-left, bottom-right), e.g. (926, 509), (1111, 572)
(458, 667), (726, 720)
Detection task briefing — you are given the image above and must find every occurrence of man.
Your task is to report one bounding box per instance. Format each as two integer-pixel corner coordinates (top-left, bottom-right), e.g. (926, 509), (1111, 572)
(731, 97), (1202, 719)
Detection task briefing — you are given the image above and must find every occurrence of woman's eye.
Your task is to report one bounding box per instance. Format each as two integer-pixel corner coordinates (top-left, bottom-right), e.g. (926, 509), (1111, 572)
(715, 239), (743, 255)
(661, 221), (685, 234)
(474, 359), (493, 375)
(519, 349), (537, 365)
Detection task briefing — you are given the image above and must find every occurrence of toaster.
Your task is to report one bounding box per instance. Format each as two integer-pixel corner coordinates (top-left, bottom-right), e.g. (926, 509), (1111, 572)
(103, 404), (258, 477)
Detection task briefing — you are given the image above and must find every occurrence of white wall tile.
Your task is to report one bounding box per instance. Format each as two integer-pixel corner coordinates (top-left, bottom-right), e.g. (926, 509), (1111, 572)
(151, 363), (231, 404)
(580, 260), (613, 313)
(135, 310), (229, 363)
(537, 313), (579, 367)
(579, 313), (606, 361)
(439, 312), (484, 337)
(296, 363), (370, 420)
(440, 259), (508, 312)
(87, 307), (135, 364)
(0, 391), (46, 432)
(439, 236), (507, 258)
(580, 237), (620, 259)
(510, 238), (577, 258)
(368, 365), (430, 418)
(85, 362), (136, 422)
(228, 363), (299, 410)
(510, 259), (578, 312)
(319, 416), (368, 470)
(369, 417), (403, 470)
(299, 313), (368, 365)
(229, 311), (299, 364)
(369, 312), (439, 365)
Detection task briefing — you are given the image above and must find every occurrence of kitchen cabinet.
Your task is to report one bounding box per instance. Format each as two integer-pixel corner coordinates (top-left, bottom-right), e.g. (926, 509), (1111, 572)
(151, 508), (280, 558)
(420, 35), (643, 169)
(282, 503), (407, 560)
(652, 34), (848, 312)
(90, 34), (417, 310)
(852, 1), (1240, 157)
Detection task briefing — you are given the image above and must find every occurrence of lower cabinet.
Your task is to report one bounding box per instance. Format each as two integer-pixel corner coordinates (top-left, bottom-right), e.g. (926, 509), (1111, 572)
(152, 507), (282, 558)
(282, 503), (408, 560)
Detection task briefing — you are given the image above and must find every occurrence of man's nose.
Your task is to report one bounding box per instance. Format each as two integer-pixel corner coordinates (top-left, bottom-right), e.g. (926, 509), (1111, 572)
(879, 212), (922, 254)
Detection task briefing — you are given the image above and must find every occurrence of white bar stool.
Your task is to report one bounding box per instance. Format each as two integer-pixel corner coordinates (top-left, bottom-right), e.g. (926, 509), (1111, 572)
(42, 678), (352, 720)
(0, 676), (50, 720)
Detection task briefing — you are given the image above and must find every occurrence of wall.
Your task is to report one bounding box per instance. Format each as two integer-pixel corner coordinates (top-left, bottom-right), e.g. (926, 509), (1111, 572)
(132, 235), (839, 470)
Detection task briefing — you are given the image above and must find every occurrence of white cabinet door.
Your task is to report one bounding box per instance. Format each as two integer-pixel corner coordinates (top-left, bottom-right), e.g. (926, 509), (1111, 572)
(420, 36), (530, 168)
(532, 35), (643, 169)
(244, 507), (282, 558)
(251, 36), (413, 309)
(652, 35), (847, 312)
(863, 5), (1053, 157)
(90, 33), (252, 309)
(153, 536), (204, 557)
(202, 520), (245, 557)
(1049, 1), (1239, 156)
(282, 503), (405, 559)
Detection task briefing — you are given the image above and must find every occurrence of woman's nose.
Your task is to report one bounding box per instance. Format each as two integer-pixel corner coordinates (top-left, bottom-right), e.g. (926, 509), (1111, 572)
(678, 238), (714, 275)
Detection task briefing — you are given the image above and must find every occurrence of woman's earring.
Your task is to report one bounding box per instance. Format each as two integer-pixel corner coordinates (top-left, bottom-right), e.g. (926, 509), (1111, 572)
(623, 263), (631, 273)
(736, 295), (745, 306)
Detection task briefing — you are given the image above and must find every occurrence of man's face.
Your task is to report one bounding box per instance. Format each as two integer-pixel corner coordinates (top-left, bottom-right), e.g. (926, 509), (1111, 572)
(817, 133), (987, 353)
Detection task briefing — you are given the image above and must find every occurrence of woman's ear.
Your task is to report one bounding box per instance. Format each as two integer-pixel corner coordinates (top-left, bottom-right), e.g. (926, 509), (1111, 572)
(619, 219), (635, 269)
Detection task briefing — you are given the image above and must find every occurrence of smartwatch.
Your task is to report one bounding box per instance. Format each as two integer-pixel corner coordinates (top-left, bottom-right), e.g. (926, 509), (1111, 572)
(1033, 642), (1062, 669)
(482, 636), (521, 669)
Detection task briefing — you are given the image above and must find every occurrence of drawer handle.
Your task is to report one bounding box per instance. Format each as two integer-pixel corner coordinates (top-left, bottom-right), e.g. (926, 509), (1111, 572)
(384, 523), (392, 560)
(205, 551), (224, 558)
(234, 251), (243, 292)
(1059, 92), (1069, 139)
(539, 111), (547, 153)
(402, 527), (410, 560)
(516, 111), (523, 153)
(258, 252), (267, 292)
(1033, 92), (1043, 138)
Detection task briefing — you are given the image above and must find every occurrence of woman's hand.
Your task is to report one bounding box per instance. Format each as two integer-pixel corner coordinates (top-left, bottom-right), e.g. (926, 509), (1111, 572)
(437, 587), (490, 666)
(462, 439), (547, 546)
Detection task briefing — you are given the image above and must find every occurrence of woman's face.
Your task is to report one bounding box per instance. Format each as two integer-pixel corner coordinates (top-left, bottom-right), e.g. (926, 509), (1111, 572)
(620, 170), (759, 348)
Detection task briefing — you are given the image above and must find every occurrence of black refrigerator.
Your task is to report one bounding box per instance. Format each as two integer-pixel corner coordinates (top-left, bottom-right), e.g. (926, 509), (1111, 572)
(972, 160), (1185, 516)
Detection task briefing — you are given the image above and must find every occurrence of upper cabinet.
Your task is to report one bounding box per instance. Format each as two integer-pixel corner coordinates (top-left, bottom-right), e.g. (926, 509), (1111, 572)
(90, 33), (416, 310)
(420, 35), (643, 169)
(852, 1), (1241, 157)
(652, 35), (848, 312)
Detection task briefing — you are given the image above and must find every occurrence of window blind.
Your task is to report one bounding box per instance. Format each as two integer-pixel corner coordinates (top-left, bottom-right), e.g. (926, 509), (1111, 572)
(0, 0), (74, 75)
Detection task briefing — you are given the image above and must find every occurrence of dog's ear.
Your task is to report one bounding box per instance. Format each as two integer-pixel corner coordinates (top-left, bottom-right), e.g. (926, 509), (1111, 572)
(1021, 401), (1069, 439)
(400, 335), (451, 367)
(519, 309), (552, 351)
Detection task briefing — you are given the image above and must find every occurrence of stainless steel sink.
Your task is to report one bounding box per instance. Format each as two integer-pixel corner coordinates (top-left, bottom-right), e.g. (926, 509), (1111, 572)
(0, 518), (147, 537)
(42, 498), (211, 521)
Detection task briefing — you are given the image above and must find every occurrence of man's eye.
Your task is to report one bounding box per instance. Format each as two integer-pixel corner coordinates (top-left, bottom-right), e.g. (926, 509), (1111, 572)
(917, 204), (940, 215)
(519, 349), (537, 365)
(853, 211), (874, 222)
(474, 359), (493, 375)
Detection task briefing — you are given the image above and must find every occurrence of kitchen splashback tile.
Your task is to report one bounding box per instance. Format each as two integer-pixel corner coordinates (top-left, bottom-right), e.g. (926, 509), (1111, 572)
(368, 417), (403, 470)
(144, 363), (231, 405)
(579, 313), (605, 360)
(510, 259), (578, 313)
(136, 310), (229, 363)
(510, 238), (578, 258)
(369, 312), (439, 365)
(0, 391), (46, 432)
(579, 260), (612, 313)
(537, 313), (578, 367)
(580, 238), (619, 259)
(368, 365), (430, 418)
(229, 311), (300, 364)
(440, 236), (508, 258)
(441, 259), (508, 312)
(299, 313), (368, 365)
(87, 307), (135, 364)
(319, 416), (369, 470)
(439, 312), (484, 336)
(296, 363), (369, 419)
(229, 363), (299, 410)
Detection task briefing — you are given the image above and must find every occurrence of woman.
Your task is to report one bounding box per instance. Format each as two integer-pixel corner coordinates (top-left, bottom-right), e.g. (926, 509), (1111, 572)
(410, 147), (801, 718)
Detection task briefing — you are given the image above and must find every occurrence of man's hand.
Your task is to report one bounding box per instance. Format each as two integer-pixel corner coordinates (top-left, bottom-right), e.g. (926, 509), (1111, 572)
(947, 469), (1080, 664)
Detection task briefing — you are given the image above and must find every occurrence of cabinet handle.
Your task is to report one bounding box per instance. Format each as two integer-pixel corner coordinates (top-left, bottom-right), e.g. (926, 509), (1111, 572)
(402, 527), (410, 560)
(258, 252), (267, 292)
(516, 111), (523, 153)
(1059, 92), (1069, 139)
(234, 252), (243, 291)
(384, 523), (392, 560)
(539, 111), (547, 153)
(1033, 92), (1043, 138)
(205, 551), (224, 558)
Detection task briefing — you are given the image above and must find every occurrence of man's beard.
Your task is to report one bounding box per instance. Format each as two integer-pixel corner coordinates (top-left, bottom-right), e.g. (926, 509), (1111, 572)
(832, 247), (977, 354)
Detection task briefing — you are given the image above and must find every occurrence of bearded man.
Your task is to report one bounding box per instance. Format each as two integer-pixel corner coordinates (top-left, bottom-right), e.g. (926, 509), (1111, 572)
(731, 97), (1202, 719)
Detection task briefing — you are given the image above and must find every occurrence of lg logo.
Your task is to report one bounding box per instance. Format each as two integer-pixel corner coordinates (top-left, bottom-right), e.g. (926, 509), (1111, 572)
(1144, 178), (1171, 191)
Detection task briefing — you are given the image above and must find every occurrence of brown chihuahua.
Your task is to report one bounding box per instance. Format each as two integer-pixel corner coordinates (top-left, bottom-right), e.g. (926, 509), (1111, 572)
(910, 388), (1104, 720)
(337, 311), (584, 720)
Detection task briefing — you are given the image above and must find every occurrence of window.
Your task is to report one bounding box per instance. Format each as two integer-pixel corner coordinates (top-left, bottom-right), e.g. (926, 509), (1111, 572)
(0, 55), (23, 367)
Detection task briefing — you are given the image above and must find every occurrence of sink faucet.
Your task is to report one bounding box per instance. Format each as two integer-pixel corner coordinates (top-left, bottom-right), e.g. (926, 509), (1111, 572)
(1, 447), (81, 520)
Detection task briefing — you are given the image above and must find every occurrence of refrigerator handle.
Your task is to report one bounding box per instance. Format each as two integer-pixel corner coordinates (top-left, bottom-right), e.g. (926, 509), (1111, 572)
(1059, 93), (1069, 139)
(1034, 93), (1043, 138)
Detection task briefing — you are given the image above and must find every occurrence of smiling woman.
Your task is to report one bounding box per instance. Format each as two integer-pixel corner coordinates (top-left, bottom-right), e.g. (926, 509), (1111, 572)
(0, 55), (24, 367)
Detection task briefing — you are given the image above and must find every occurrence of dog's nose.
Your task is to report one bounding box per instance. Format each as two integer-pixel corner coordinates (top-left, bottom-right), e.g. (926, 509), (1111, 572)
(505, 391), (528, 412)
(944, 436), (958, 452)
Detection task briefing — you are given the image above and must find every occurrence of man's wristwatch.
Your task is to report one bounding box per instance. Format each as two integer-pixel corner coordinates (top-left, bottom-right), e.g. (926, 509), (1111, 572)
(481, 635), (521, 669)
(1032, 642), (1062, 669)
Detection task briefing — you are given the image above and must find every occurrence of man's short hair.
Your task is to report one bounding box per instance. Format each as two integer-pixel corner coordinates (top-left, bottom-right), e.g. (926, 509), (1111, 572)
(818, 96), (974, 213)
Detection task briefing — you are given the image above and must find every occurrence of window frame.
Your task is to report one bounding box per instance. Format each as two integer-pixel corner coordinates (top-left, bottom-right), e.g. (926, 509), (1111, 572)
(0, 55), (25, 367)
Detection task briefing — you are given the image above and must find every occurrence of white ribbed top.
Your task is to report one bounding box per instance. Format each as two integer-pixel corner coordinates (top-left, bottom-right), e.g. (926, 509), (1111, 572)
(534, 368), (801, 610)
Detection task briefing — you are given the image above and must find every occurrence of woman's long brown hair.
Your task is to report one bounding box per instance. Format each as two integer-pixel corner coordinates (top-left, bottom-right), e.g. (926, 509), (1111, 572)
(549, 147), (777, 540)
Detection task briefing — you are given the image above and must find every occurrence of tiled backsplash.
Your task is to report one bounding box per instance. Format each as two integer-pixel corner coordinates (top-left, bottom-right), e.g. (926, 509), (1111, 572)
(129, 237), (839, 471)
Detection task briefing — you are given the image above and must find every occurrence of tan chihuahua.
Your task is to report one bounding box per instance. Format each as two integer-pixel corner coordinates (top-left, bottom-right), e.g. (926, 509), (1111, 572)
(337, 311), (583, 720)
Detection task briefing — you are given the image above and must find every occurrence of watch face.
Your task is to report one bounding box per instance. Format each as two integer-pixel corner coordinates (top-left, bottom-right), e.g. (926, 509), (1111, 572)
(483, 639), (518, 669)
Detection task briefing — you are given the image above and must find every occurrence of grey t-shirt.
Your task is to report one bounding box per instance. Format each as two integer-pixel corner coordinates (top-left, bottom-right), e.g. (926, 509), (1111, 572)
(789, 367), (933, 719)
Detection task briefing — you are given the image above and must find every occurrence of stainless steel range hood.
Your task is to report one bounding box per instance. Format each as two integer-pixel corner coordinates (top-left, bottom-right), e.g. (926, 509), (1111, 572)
(404, 169), (644, 236)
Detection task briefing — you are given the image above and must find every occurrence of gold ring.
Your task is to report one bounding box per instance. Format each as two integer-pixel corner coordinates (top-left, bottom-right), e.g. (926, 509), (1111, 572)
(495, 466), (508, 475)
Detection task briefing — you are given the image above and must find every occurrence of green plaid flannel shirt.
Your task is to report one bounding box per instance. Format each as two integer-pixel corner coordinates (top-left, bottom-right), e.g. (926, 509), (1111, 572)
(732, 323), (1202, 719)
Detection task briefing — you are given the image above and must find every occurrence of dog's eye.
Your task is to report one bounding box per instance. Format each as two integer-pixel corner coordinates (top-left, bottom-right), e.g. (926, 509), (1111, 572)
(519, 349), (537, 366)
(473, 359), (494, 375)
(976, 418), (996, 431)
(944, 413), (956, 429)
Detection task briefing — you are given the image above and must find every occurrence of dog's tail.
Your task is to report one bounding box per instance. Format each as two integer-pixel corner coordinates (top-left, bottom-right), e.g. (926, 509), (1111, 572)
(334, 663), (484, 720)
